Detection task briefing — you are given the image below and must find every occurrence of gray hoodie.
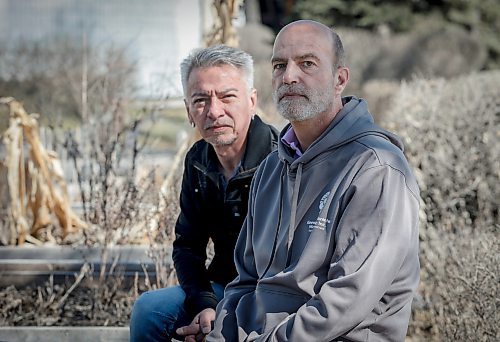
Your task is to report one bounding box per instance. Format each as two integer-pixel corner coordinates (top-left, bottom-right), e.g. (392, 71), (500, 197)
(208, 97), (420, 341)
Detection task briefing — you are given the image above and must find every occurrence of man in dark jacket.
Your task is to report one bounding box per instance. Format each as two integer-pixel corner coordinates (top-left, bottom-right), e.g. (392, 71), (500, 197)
(129, 44), (278, 342)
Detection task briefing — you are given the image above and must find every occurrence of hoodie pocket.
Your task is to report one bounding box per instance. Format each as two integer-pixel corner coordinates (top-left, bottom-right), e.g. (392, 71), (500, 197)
(255, 286), (310, 333)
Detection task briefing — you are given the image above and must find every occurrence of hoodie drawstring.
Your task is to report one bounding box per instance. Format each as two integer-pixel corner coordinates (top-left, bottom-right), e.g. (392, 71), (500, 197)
(260, 164), (286, 278)
(288, 162), (302, 251)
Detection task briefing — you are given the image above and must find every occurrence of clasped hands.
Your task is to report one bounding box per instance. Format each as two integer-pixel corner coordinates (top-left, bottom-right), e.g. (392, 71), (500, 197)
(176, 308), (216, 342)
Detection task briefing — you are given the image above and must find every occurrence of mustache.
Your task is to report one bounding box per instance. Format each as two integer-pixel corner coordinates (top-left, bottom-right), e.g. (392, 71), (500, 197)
(275, 84), (310, 101)
(204, 119), (233, 130)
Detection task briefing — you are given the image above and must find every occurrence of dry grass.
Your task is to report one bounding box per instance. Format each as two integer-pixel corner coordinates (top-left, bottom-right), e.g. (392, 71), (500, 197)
(0, 267), (137, 326)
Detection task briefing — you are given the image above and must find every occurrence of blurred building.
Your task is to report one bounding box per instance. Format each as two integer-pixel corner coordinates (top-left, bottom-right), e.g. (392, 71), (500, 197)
(0, 0), (218, 98)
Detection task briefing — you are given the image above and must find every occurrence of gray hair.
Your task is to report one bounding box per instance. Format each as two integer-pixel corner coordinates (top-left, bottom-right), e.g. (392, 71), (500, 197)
(180, 44), (254, 97)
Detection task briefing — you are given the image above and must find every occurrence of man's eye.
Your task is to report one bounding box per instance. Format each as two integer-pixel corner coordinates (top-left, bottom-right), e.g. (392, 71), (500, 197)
(302, 61), (314, 67)
(193, 98), (206, 104)
(273, 63), (285, 70)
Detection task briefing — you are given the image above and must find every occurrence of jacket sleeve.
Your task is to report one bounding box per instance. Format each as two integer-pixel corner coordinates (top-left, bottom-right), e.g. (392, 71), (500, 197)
(261, 165), (420, 341)
(172, 155), (216, 316)
(208, 165), (262, 341)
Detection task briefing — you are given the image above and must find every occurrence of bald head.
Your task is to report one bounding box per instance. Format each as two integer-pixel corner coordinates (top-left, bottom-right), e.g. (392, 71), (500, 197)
(274, 20), (345, 69)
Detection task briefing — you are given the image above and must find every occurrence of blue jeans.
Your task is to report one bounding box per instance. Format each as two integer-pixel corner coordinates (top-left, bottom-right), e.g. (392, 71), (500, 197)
(129, 283), (225, 342)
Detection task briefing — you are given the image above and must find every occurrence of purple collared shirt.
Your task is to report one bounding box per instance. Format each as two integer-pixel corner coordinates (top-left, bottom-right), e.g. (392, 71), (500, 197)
(281, 126), (303, 159)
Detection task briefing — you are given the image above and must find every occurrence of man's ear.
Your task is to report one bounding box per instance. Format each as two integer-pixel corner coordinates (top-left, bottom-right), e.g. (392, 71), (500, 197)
(249, 88), (257, 113)
(335, 66), (349, 95)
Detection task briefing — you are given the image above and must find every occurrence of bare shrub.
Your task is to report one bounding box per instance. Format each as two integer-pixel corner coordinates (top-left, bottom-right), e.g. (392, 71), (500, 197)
(0, 37), (137, 126)
(60, 106), (164, 246)
(439, 228), (498, 340)
(0, 265), (138, 326)
(382, 71), (500, 341)
(360, 79), (400, 123)
(363, 21), (487, 83)
(338, 20), (487, 99)
(336, 27), (386, 95)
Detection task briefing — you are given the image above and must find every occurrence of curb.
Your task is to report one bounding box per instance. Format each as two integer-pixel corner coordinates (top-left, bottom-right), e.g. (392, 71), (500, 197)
(0, 245), (172, 287)
(0, 326), (129, 342)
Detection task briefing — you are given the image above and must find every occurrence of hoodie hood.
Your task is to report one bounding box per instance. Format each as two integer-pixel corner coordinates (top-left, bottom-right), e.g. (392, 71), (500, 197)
(278, 96), (403, 167)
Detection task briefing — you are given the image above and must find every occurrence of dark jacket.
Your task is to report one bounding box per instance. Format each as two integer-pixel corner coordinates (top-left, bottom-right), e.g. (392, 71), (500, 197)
(172, 115), (278, 316)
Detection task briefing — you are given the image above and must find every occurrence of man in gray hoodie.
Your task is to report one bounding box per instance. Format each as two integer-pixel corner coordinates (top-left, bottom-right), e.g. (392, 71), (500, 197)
(205, 20), (420, 342)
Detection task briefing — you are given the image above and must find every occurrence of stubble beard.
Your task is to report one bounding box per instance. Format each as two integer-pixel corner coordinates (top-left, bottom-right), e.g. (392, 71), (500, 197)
(204, 119), (237, 147)
(208, 133), (238, 147)
(273, 84), (333, 122)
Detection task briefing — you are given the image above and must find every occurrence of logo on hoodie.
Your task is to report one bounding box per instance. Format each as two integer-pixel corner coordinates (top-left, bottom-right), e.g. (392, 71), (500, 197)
(319, 191), (330, 210)
(307, 191), (332, 232)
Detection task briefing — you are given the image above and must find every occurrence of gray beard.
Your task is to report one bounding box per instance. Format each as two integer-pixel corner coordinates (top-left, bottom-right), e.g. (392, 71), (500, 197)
(273, 84), (333, 122)
(277, 97), (328, 121)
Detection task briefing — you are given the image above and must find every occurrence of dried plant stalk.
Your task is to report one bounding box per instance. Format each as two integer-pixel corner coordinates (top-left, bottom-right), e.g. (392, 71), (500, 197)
(205, 0), (241, 47)
(1, 97), (86, 244)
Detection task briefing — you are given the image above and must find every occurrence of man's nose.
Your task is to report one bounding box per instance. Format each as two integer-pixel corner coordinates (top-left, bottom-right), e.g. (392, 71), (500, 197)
(282, 63), (299, 84)
(207, 97), (224, 119)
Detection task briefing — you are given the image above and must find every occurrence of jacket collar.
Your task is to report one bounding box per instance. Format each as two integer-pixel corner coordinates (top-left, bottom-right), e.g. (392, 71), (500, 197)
(240, 115), (277, 172)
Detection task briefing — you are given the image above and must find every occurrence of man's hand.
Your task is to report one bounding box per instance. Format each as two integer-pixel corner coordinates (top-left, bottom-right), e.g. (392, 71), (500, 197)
(176, 308), (216, 342)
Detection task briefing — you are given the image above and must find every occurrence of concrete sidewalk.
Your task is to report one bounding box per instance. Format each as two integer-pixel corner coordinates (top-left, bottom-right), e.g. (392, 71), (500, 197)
(0, 327), (129, 342)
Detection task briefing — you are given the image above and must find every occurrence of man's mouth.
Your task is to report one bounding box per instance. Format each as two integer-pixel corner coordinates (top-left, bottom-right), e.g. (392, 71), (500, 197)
(280, 93), (306, 101)
(209, 126), (228, 131)
(205, 123), (232, 131)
